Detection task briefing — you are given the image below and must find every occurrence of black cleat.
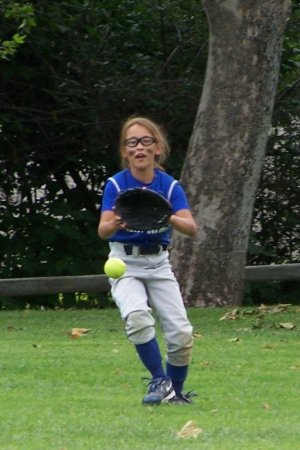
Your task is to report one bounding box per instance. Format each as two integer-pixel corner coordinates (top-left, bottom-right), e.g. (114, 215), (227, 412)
(168, 391), (197, 404)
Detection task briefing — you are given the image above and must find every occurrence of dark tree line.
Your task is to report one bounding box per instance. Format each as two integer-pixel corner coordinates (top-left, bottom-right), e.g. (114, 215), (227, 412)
(0, 0), (299, 307)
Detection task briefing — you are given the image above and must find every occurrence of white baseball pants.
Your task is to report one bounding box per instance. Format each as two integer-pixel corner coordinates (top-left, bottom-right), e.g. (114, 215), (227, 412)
(107, 242), (193, 366)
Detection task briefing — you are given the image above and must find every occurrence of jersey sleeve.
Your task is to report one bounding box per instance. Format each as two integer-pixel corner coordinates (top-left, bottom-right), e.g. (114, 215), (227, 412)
(100, 180), (119, 212)
(169, 182), (190, 212)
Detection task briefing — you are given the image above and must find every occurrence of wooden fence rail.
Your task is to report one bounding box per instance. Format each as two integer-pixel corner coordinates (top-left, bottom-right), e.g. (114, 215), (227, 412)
(0, 264), (299, 297)
(244, 263), (300, 282)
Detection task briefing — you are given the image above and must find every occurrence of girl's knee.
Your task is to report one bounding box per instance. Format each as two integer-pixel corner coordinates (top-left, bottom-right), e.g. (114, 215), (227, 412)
(125, 310), (155, 345)
(167, 328), (194, 366)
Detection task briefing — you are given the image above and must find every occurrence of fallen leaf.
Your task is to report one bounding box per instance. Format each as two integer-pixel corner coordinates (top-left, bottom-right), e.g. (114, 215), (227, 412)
(263, 343), (277, 349)
(289, 364), (300, 370)
(279, 322), (295, 330)
(252, 318), (265, 329)
(70, 331), (81, 339)
(256, 303), (292, 315)
(176, 420), (202, 439)
(69, 328), (91, 338)
(193, 333), (204, 339)
(243, 308), (256, 315)
(257, 304), (268, 313)
(201, 360), (216, 368)
(234, 327), (250, 332)
(270, 304), (291, 313)
(263, 402), (271, 409)
(220, 308), (240, 321)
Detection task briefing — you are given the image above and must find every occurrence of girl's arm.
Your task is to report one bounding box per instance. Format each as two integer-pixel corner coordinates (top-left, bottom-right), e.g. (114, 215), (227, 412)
(169, 209), (197, 237)
(98, 210), (126, 240)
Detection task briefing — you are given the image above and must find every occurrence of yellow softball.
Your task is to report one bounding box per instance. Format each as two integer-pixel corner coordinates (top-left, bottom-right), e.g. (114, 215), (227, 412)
(104, 257), (126, 279)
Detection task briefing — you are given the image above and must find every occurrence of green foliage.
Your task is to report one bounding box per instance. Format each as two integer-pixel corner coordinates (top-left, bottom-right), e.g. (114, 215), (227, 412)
(0, 0), (207, 286)
(0, 2), (36, 59)
(244, 281), (300, 307)
(0, 291), (113, 311)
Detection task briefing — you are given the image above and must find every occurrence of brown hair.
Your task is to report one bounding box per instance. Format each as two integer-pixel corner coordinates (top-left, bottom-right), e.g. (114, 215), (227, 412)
(119, 116), (170, 169)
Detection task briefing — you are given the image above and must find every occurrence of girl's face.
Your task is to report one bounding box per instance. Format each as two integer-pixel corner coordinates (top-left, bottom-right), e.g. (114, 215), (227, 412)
(122, 124), (161, 172)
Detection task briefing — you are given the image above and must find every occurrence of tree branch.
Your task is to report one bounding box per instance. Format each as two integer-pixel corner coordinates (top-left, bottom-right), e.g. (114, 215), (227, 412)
(275, 75), (300, 104)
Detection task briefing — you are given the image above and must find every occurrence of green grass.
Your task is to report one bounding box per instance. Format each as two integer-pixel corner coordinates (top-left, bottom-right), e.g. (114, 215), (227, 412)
(0, 305), (300, 449)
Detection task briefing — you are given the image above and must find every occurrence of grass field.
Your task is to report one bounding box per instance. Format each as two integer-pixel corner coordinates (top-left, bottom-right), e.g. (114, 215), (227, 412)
(1, 305), (299, 450)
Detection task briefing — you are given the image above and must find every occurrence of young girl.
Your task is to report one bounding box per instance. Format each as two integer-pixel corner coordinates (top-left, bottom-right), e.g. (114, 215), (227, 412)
(98, 117), (197, 405)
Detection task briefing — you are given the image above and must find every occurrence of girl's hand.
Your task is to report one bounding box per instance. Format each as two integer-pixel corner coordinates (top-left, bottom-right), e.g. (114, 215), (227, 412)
(113, 210), (127, 230)
(98, 210), (127, 239)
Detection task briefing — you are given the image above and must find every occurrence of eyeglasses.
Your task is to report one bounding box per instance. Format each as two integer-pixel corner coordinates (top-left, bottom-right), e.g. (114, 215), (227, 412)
(124, 136), (156, 148)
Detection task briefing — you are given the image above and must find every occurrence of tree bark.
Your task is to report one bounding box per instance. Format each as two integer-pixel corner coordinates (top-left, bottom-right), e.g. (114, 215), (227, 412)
(171, 0), (291, 306)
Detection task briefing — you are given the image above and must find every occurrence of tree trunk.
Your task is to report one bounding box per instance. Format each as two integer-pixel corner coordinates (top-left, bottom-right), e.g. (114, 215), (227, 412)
(171, 0), (291, 307)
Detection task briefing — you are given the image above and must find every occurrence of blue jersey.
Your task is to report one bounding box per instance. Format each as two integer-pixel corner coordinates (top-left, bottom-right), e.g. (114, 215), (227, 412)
(101, 168), (190, 246)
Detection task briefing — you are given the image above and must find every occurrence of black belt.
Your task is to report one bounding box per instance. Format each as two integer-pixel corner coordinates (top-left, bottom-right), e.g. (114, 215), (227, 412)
(123, 244), (168, 255)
